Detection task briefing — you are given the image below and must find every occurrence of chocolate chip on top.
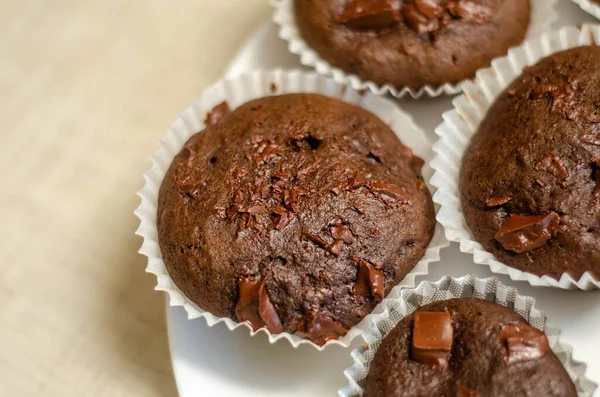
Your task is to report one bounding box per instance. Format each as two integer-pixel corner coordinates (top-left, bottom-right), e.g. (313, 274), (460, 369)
(204, 101), (231, 127)
(339, 0), (494, 34)
(235, 279), (283, 334)
(500, 321), (551, 364)
(353, 257), (385, 302)
(339, 0), (400, 29)
(411, 311), (453, 369)
(494, 212), (560, 254)
(158, 94), (435, 346)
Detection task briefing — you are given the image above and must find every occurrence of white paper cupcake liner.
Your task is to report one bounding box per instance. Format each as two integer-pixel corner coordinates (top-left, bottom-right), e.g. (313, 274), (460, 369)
(572, 0), (600, 20)
(271, 0), (558, 99)
(339, 275), (598, 397)
(430, 24), (600, 290)
(134, 70), (449, 350)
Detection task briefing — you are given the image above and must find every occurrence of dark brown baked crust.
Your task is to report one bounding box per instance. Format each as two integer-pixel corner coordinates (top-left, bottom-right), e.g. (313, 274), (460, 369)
(460, 46), (600, 281)
(157, 94), (435, 344)
(364, 299), (577, 397)
(293, 0), (530, 89)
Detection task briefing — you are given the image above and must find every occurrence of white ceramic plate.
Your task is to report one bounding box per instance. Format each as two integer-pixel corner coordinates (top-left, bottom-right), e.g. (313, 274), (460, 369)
(167, 3), (600, 396)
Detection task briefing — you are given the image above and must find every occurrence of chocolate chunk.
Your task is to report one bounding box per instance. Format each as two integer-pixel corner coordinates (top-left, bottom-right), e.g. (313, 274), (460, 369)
(283, 189), (299, 207)
(235, 279), (283, 334)
(353, 259), (385, 301)
(330, 224), (356, 244)
(232, 189), (245, 204)
(349, 171), (368, 189)
(370, 181), (409, 204)
(301, 311), (349, 346)
(402, 4), (438, 34)
(272, 171), (292, 181)
(248, 205), (268, 215)
(176, 176), (204, 198)
(272, 205), (287, 216)
(414, 0), (443, 18)
(327, 239), (345, 256)
(273, 213), (290, 231)
(494, 212), (560, 254)
(257, 142), (282, 164)
(486, 195), (512, 208)
(594, 169), (600, 197)
(339, 0), (400, 29)
(226, 204), (243, 221)
(456, 384), (476, 397)
(180, 145), (197, 168)
(411, 311), (453, 369)
(303, 231), (328, 248)
(447, 0), (494, 23)
(204, 102), (231, 127)
(500, 322), (551, 364)
(539, 150), (569, 184)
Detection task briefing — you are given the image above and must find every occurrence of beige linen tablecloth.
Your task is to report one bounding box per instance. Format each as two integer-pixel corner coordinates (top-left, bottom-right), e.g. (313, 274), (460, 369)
(0, 1), (267, 395)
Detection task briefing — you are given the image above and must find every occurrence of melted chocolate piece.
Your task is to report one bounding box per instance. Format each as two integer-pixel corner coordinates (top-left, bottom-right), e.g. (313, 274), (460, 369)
(402, 3), (438, 34)
(235, 279), (283, 334)
(494, 212), (560, 254)
(415, 0), (443, 18)
(176, 175), (204, 198)
(353, 259), (385, 301)
(486, 195), (512, 208)
(411, 311), (453, 369)
(299, 311), (349, 346)
(456, 384), (476, 397)
(327, 239), (345, 256)
(339, 0), (400, 29)
(539, 150), (569, 186)
(303, 230), (328, 248)
(330, 224), (356, 244)
(447, 0), (494, 23)
(204, 102), (231, 127)
(500, 322), (551, 364)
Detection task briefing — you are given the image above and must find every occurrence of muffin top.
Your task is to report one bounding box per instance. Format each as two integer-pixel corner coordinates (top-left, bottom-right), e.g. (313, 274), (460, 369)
(460, 46), (600, 281)
(364, 298), (576, 397)
(157, 93), (435, 345)
(293, 0), (530, 89)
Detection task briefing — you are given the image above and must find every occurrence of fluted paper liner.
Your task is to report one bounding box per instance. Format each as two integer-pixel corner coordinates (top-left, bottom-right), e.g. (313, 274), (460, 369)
(431, 24), (600, 290)
(134, 70), (448, 350)
(339, 275), (598, 397)
(572, 0), (600, 20)
(271, 0), (558, 99)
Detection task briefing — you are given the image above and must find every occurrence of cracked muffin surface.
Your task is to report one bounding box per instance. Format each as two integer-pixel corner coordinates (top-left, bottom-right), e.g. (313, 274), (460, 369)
(157, 93), (435, 345)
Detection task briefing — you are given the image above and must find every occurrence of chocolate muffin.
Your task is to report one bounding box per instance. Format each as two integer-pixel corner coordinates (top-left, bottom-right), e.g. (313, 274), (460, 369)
(294, 0), (530, 90)
(460, 46), (600, 281)
(157, 94), (435, 345)
(364, 299), (576, 397)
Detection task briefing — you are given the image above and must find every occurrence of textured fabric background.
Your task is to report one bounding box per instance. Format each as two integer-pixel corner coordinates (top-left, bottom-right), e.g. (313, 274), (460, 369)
(0, 0), (267, 395)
